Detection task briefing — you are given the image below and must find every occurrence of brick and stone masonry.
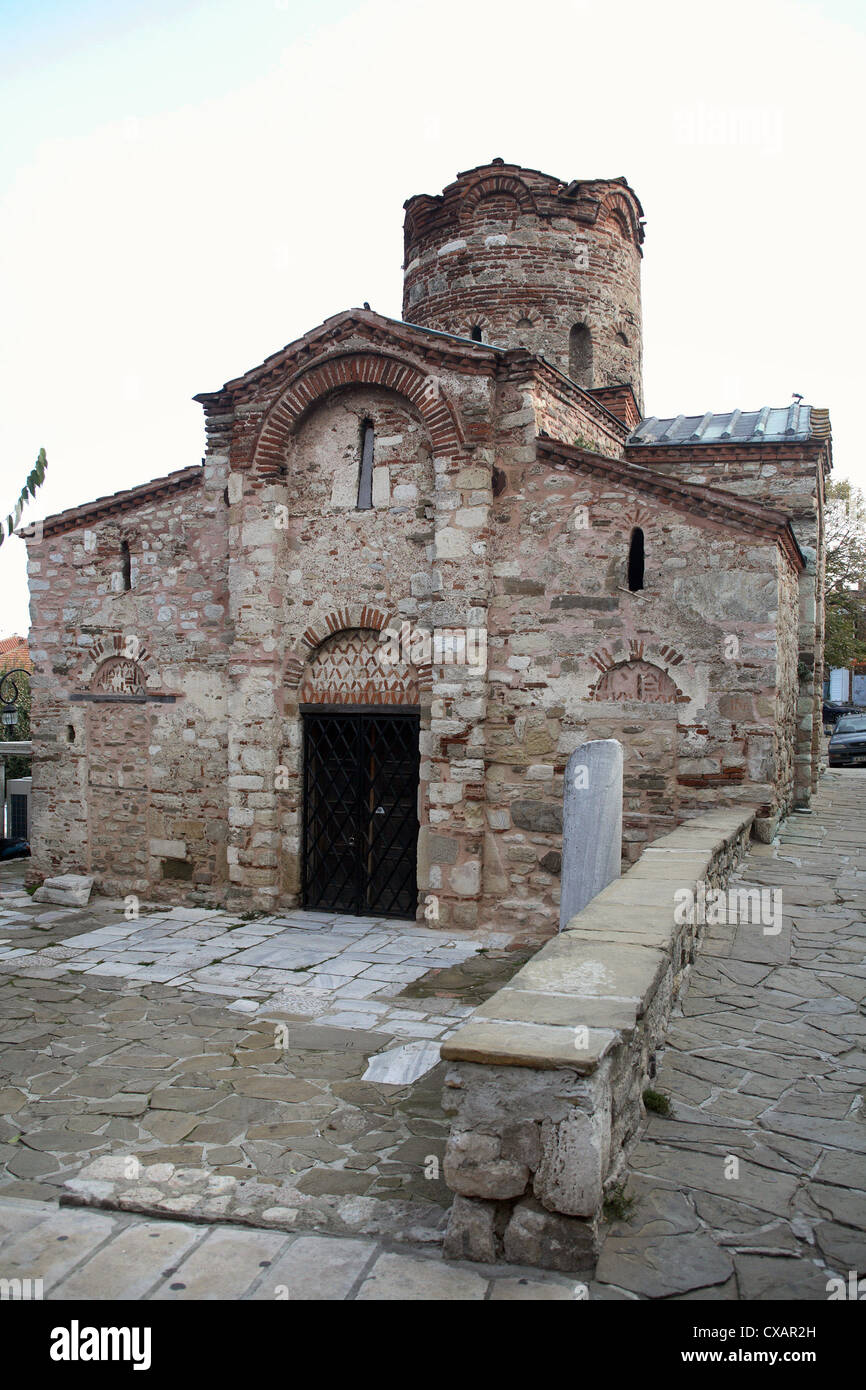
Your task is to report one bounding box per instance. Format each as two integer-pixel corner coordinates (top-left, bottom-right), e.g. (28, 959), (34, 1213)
(22, 159), (831, 940)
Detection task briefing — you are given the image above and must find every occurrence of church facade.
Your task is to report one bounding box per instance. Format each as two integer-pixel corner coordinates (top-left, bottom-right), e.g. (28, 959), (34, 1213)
(24, 160), (831, 940)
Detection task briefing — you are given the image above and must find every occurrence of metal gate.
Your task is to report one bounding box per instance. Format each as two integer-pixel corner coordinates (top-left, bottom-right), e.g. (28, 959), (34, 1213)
(302, 708), (420, 918)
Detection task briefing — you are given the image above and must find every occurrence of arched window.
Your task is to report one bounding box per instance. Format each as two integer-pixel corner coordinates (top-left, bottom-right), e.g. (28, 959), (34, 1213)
(569, 323), (593, 387)
(627, 527), (645, 592)
(357, 419), (374, 510)
(470, 324), (483, 342)
(120, 539), (132, 591)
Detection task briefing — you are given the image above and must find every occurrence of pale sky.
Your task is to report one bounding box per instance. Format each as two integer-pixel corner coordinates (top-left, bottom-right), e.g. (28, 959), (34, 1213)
(1, 0), (863, 639)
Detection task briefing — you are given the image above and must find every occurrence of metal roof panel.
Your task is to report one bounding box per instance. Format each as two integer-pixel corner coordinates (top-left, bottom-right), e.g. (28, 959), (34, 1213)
(628, 405), (823, 446)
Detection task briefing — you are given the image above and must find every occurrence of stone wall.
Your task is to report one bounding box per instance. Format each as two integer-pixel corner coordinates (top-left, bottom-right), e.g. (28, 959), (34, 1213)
(626, 438), (831, 806)
(205, 332), (498, 923)
(480, 441), (800, 936)
(25, 467), (231, 899)
(440, 806), (755, 1270)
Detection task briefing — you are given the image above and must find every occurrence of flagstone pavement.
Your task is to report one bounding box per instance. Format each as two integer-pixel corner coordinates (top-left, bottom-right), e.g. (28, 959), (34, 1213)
(1, 769), (865, 1299)
(0, 883), (534, 1242)
(593, 770), (866, 1300)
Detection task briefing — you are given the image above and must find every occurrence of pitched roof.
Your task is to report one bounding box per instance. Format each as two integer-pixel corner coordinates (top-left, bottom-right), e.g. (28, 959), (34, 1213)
(629, 403), (829, 447)
(537, 435), (804, 570)
(194, 307), (502, 406)
(18, 465), (203, 540)
(0, 635), (31, 671)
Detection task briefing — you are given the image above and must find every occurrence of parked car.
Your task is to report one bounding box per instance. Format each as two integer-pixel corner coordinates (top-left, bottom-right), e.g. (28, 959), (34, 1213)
(828, 715), (866, 768)
(0, 837), (30, 860)
(823, 700), (864, 732)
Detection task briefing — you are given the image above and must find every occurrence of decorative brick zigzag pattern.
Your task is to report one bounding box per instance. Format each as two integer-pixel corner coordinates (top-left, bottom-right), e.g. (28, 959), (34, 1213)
(285, 607), (432, 699)
(299, 629), (419, 706)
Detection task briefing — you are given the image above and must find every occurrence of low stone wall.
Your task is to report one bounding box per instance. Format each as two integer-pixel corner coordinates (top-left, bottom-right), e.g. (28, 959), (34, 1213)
(439, 807), (755, 1270)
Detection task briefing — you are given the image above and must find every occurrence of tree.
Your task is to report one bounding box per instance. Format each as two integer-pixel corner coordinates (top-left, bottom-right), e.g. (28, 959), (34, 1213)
(0, 447), (47, 547)
(824, 479), (866, 673)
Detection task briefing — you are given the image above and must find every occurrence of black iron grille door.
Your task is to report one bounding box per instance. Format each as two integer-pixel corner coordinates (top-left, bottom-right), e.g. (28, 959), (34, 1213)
(10, 794), (28, 840)
(302, 709), (420, 918)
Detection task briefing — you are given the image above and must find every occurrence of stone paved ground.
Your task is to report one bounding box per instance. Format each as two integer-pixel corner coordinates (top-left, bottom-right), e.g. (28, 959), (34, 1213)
(595, 770), (866, 1300)
(0, 1195), (596, 1300)
(3, 771), (865, 1298)
(0, 883), (532, 1239)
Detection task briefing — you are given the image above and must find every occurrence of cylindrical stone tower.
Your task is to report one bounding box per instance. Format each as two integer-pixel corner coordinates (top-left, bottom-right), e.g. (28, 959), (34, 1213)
(403, 159), (645, 410)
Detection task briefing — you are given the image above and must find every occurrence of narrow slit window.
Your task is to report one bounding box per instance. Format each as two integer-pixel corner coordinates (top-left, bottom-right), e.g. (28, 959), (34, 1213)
(470, 324), (483, 342)
(627, 527), (645, 591)
(120, 539), (132, 591)
(357, 419), (374, 510)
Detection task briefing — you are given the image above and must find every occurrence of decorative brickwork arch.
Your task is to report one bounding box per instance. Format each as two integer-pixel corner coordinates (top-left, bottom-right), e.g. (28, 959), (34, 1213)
(284, 607), (432, 695)
(81, 633), (158, 691)
(459, 173), (537, 218)
(299, 629), (421, 706)
(253, 351), (464, 480)
(588, 639), (687, 703)
(590, 660), (682, 704)
(90, 658), (148, 696)
(514, 308), (540, 334)
(603, 192), (641, 247)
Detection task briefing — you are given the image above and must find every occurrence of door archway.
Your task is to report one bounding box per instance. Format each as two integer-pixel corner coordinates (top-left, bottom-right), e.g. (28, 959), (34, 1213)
(299, 628), (422, 918)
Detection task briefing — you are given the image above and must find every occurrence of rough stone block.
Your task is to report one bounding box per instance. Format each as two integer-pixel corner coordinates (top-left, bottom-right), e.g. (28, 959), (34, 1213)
(442, 1129), (529, 1200)
(510, 800), (563, 834)
(533, 1108), (610, 1217)
(443, 1195), (499, 1263)
(503, 1197), (596, 1272)
(33, 874), (95, 907)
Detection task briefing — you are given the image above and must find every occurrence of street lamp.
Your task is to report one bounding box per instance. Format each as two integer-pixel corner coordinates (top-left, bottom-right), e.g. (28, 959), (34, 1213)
(0, 668), (28, 733)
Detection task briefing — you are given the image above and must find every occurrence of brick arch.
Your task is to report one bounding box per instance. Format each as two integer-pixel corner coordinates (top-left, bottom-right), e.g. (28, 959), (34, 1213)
(602, 192), (640, 246)
(283, 607), (432, 693)
(459, 173), (536, 217)
(253, 351), (464, 479)
(589, 659), (685, 704)
(81, 633), (159, 691)
(588, 638), (687, 704)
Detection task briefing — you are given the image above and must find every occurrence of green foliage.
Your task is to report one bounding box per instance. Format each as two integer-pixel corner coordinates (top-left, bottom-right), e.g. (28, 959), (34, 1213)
(643, 1087), (671, 1115)
(603, 1182), (635, 1222)
(824, 479), (866, 671)
(0, 448), (47, 547)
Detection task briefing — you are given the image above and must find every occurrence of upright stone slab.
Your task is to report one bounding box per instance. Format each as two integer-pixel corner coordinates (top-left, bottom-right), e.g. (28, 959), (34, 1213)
(559, 739), (622, 929)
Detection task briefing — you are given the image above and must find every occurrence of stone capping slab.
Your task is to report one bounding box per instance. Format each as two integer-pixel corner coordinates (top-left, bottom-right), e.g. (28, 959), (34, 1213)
(441, 807), (755, 1073)
(440, 1020), (619, 1074)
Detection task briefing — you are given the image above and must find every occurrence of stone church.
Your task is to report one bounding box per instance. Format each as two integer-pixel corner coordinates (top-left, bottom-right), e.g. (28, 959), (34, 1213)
(24, 160), (831, 940)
